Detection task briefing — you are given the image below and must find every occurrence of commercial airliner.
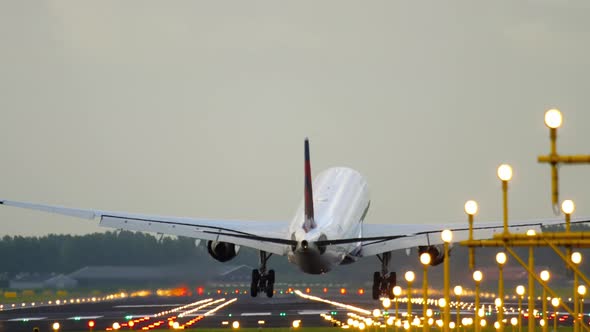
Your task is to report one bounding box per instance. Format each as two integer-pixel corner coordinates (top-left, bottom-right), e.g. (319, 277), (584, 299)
(0, 139), (584, 299)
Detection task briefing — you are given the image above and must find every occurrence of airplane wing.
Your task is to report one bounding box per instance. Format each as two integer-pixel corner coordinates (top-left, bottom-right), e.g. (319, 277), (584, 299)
(0, 199), (292, 256)
(358, 217), (590, 257)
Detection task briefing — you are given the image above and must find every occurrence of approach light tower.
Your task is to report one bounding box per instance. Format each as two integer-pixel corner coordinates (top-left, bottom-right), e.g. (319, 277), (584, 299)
(537, 109), (590, 212)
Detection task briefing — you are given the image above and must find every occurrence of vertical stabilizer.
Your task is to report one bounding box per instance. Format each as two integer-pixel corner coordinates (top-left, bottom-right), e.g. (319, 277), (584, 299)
(303, 138), (317, 232)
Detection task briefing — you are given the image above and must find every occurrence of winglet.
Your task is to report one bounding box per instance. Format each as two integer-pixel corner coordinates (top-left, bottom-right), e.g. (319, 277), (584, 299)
(303, 138), (316, 232)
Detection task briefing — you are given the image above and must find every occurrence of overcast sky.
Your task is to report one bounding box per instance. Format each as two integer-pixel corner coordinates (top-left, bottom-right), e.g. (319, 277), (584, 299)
(0, 1), (589, 236)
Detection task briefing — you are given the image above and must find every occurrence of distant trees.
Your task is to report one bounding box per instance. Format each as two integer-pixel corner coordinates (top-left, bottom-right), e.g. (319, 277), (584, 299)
(0, 231), (208, 274)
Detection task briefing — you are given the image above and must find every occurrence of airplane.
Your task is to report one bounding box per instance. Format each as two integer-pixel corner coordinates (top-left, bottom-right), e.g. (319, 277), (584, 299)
(1, 139), (586, 299)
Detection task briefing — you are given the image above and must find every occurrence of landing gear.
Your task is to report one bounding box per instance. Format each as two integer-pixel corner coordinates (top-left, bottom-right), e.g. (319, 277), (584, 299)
(250, 251), (275, 298)
(372, 252), (396, 300)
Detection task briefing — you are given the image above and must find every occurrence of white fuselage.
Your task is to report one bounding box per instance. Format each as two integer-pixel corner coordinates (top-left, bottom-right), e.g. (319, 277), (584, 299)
(287, 167), (370, 274)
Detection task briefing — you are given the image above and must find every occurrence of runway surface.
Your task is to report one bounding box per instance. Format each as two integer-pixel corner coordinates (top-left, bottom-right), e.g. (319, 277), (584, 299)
(0, 291), (570, 332)
(0, 293), (349, 332)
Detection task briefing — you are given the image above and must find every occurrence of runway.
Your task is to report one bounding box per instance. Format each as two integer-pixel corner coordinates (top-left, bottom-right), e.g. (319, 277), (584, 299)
(0, 293), (368, 332)
(0, 290), (568, 332)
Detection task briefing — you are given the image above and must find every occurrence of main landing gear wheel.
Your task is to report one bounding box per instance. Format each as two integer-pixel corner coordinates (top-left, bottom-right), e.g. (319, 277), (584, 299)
(371, 252), (396, 300)
(372, 272), (381, 300)
(266, 270), (275, 298)
(250, 251), (275, 298)
(251, 269), (260, 297)
(387, 272), (396, 299)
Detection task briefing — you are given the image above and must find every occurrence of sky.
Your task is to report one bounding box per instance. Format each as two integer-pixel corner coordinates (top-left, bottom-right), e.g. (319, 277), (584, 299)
(0, 1), (589, 236)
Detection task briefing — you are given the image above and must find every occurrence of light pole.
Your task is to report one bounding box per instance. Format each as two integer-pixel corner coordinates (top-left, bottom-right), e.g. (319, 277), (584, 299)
(420, 253), (431, 332)
(540, 270), (550, 332)
(497, 164), (513, 235)
(579, 285), (587, 328)
(394, 286), (402, 332)
(538, 109), (590, 210)
(551, 298), (559, 332)
(496, 252), (507, 332)
(465, 200), (478, 270)
(441, 229), (453, 332)
(572, 251), (582, 332)
(516, 285), (525, 332)
(439, 298), (447, 331)
(454, 286), (463, 330)
(384, 298), (392, 332)
(562, 200), (575, 263)
(473, 271), (483, 332)
(405, 271), (415, 332)
(543, 108), (562, 210)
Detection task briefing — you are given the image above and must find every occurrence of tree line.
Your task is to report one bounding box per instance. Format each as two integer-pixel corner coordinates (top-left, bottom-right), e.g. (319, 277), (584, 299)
(0, 231), (206, 274)
(0, 224), (589, 283)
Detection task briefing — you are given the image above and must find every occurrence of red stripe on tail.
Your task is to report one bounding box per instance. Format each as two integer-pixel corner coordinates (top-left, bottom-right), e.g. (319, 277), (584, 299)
(303, 138), (316, 232)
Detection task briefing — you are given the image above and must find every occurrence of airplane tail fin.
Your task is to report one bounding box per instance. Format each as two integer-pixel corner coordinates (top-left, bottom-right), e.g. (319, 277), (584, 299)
(303, 138), (317, 233)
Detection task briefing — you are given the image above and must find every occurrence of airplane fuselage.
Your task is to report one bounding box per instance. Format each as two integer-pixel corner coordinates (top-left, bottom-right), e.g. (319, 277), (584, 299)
(287, 167), (370, 274)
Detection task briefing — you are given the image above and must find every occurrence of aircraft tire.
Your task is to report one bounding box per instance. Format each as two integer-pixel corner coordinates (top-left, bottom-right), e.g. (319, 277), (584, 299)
(388, 272), (396, 299)
(372, 271), (381, 300)
(266, 280), (274, 298)
(251, 269), (260, 297)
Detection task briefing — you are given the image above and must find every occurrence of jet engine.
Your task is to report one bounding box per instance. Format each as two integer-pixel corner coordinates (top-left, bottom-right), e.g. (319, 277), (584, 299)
(418, 245), (447, 266)
(207, 241), (240, 262)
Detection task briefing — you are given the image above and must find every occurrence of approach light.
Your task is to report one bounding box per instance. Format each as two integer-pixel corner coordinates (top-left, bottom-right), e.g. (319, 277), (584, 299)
(572, 252), (582, 265)
(551, 298), (560, 307)
(496, 252), (507, 265)
(393, 286), (402, 297)
(516, 285), (525, 296)
(473, 270), (483, 282)
(420, 252), (431, 265)
(454, 286), (463, 296)
(497, 164), (513, 182)
(232, 321), (240, 329)
(578, 285), (587, 296)
(382, 298), (391, 309)
(441, 229), (453, 243)
(562, 200), (575, 215)
(464, 200), (479, 216)
(540, 270), (550, 282)
(544, 109), (563, 129)
(112, 322), (121, 330)
(495, 298), (502, 307)
(52, 322), (60, 331)
(88, 320), (95, 328)
(404, 271), (415, 282)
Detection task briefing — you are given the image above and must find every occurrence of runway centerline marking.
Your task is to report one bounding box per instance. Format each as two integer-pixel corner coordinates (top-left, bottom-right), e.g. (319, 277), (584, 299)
(298, 310), (329, 315)
(114, 304), (185, 308)
(67, 315), (103, 320)
(7, 317), (47, 321)
(240, 312), (271, 316)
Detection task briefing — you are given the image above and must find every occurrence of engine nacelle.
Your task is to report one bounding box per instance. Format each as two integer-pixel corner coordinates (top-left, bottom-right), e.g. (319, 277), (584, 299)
(418, 245), (447, 266)
(207, 241), (240, 262)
